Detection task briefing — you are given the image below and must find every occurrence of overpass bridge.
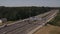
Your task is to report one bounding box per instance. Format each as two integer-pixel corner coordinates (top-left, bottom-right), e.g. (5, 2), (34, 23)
(0, 10), (59, 34)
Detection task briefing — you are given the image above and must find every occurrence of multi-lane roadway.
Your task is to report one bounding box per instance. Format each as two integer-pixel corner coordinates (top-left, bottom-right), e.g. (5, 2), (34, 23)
(0, 10), (59, 34)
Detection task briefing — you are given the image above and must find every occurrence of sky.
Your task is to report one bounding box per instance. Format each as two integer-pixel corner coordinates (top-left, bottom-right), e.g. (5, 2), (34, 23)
(0, 0), (60, 7)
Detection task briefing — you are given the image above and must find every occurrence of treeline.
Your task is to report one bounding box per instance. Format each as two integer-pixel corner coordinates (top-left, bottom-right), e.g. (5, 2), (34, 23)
(0, 6), (52, 21)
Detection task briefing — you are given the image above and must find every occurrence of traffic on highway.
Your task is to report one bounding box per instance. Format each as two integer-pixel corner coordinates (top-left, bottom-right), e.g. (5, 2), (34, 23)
(0, 10), (59, 34)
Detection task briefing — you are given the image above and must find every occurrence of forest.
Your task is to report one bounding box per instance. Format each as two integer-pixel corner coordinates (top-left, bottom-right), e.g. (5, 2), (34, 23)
(0, 6), (55, 21)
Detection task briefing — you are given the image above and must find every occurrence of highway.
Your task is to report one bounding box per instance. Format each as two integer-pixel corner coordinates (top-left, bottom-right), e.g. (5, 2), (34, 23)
(0, 10), (59, 34)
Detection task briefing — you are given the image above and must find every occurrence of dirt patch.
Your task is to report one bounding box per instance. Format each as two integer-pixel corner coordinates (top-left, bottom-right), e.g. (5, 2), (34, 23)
(34, 24), (60, 34)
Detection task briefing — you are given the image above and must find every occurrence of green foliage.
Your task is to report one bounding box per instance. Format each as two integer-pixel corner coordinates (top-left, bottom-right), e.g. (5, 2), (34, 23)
(0, 6), (51, 21)
(48, 9), (60, 26)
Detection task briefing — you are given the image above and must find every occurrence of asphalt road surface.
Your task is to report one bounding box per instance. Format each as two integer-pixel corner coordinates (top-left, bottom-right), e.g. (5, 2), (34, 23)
(0, 10), (59, 34)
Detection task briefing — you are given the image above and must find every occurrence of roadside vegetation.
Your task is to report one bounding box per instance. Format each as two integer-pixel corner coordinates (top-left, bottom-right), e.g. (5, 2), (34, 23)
(0, 6), (52, 21)
(0, 6), (59, 25)
(36, 9), (60, 34)
(48, 9), (60, 26)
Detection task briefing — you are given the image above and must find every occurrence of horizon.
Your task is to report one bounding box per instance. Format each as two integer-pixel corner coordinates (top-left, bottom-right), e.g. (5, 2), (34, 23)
(0, 0), (60, 7)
